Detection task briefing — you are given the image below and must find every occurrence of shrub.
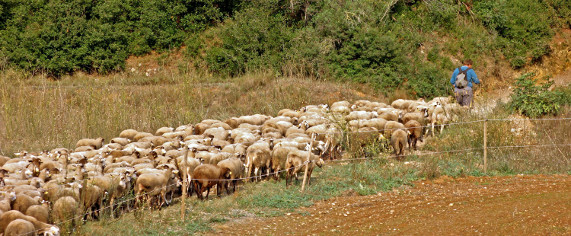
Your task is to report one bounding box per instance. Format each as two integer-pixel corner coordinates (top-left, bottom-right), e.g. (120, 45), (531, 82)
(508, 73), (565, 118)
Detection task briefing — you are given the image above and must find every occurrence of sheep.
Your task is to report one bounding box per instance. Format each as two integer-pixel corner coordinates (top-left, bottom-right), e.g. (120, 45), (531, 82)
(133, 132), (153, 142)
(75, 137), (104, 149)
(0, 210), (58, 236)
(405, 120), (423, 151)
(52, 196), (79, 230)
(285, 149), (324, 186)
(110, 137), (130, 146)
(4, 219), (35, 236)
(80, 183), (104, 221)
(330, 101), (351, 114)
(210, 122), (232, 130)
(271, 146), (298, 180)
(428, 104), (451, 136)
(399, 111), (427, 126)
(345, 111), (378, 121)
(138, 136), (168, 147)
(377, 110), (399, 122)
(134, 168), (176, 209)
(245, 140), (273, 182)
(119, 129), (139, 140)
(175, 147), (201, 196)
(25, 204), (49, 223)
(203, 127), (229, 141)
(11, 194), (39, 214)
(155, 127), (174, 136)
(391, 129), (408, 160)
(217, 157), (244, 193)
(0, 155), (10, 167)
(0, 192), (15, 212)
(220, 143), (247, 159)
(191, 164), (231, 200)
(383, 121), (405, 139)
(91, 174), (127, 216)
(277, 109), (301, 118)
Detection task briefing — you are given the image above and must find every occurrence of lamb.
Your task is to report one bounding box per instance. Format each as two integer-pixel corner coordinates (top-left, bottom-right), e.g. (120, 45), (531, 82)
(405, 120), (423, 150)
(75, 137), (104, 149)
(191, 164), (230, 200)
(119, 129), (139, 140)
(0, 210), (58, 236)
(217, 157), (244, 193)
(4, 219), (35, 236)
(285, 149), (324, 186)
(390, 129), (408, 160)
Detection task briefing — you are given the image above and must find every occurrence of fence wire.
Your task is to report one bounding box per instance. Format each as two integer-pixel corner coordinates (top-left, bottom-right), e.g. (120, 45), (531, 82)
(6, 117), (571, 235)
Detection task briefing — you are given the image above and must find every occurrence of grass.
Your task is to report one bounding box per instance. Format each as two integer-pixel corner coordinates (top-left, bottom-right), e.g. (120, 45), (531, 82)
(1, 68), (569, 235)
(0, 70), (383, 156)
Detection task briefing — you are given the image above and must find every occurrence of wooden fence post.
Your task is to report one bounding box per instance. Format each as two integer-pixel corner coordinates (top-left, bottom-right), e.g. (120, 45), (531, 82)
(301, 135), (315, 192)
(483, 119), (488, 174)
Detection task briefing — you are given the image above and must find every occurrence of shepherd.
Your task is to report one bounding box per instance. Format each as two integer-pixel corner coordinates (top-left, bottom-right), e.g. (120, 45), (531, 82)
(450, 59), (480, 107)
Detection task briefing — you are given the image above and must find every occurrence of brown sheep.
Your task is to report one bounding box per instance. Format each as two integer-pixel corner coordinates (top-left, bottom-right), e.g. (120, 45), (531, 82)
(391, 129), (408, 160)
(192, 164), (231, 200)
(11, 194), (39, 214)
(119, 129), (139, 140)
(135, 168), (176, 209)
(245, 140), (272, 182)
(52, 196), (79, 231)
(271, 146), (298, 180)
(0, 155), (10, 167)
(383, 121), (405, 139)
(25, 204), (49, 223)
(285, 150), (324, 186)
(0, 211), (58, 235)
(4, 219), (35, 236)
(405, 120), (423, 150)
(75, 137), (104, 149)
(217, 157), (245, 193)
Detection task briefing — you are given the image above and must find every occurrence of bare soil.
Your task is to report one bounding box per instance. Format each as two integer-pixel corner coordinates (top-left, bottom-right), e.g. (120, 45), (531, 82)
(208, 174), (571, 235)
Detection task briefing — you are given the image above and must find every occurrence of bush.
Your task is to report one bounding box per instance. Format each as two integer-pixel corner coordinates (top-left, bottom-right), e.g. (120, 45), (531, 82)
(508, 73), (566, 118)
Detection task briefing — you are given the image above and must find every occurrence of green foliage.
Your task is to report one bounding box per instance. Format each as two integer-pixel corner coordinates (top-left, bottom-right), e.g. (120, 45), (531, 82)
(0, 0), (235, 77)
(509, 73), (565, 118)
(205, 0), (294, 76)
(474, 0), (555, 68)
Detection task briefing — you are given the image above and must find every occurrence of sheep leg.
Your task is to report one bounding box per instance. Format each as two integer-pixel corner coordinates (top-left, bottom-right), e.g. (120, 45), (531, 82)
(431, 122), (436, 137)
(440, 123), (445, 134)
(205, 186), (210, 200)
(254, 167), (259, 182)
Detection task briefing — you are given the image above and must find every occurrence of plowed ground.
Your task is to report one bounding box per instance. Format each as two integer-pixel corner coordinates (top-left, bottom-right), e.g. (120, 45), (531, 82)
(208, 174), (570, 235)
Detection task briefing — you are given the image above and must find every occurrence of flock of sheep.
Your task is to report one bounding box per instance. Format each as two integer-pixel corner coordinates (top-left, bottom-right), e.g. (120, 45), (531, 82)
(0, 96), (463, 235)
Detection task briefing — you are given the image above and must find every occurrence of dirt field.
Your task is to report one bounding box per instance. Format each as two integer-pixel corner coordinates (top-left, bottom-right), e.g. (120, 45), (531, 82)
(209, 174), (570, 235)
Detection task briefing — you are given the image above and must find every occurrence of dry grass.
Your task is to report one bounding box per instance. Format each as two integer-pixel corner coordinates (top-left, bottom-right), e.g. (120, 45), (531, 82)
(0, 70), (383, 156)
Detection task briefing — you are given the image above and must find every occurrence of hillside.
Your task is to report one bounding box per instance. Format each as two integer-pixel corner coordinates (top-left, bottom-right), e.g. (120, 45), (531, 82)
(1, 0), (570, 98)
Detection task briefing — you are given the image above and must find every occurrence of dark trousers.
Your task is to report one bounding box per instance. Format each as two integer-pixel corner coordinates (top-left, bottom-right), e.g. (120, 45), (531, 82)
(454, 87), (473, 107)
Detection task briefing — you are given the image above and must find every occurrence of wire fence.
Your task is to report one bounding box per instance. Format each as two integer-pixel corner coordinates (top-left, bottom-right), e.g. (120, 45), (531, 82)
(6, 117), (571, 235)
